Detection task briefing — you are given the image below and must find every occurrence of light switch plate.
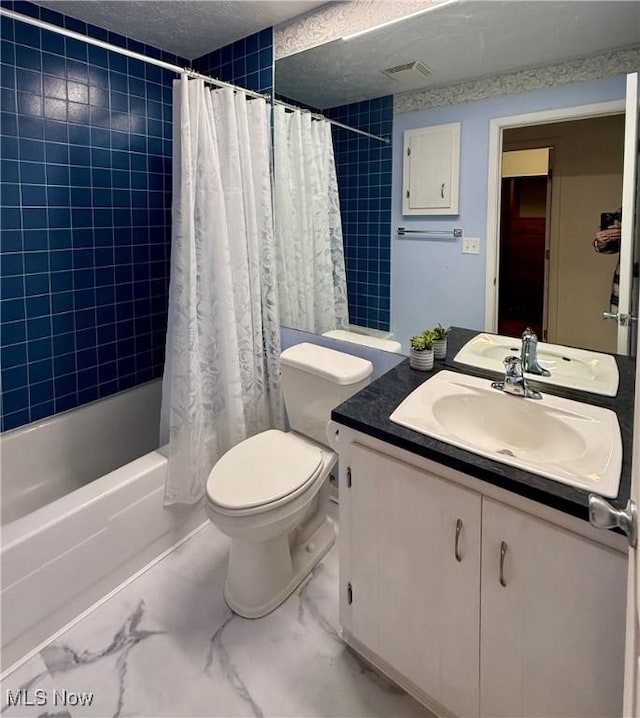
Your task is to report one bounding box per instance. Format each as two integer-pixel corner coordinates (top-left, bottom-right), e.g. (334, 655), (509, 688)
(462, 237), (480, 255)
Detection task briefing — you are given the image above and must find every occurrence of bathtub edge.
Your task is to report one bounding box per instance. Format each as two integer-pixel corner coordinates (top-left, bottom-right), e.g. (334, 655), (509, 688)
(1, 507), (207, 679)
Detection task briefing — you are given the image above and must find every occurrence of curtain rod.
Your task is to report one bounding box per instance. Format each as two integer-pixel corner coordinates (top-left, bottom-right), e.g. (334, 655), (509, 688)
(2, 7), (391, 145)
(275, 99), (390, 144)
(0, 7), (268, 100)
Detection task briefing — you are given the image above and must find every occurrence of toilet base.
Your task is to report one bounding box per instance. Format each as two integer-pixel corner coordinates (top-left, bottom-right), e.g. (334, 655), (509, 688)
(224, 516), (335, 619)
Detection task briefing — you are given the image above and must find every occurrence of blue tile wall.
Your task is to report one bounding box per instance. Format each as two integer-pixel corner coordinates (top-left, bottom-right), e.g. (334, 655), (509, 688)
(0, 0), (190, 431)
(326, 96), (393, 331)
(192, 28), (273, 95)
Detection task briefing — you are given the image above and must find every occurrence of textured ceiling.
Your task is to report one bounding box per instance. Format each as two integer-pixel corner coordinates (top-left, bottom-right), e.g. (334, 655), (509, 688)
(34, 0), (329, 59)
(275, 0), (438, 59)
(275, 0), (640, 109)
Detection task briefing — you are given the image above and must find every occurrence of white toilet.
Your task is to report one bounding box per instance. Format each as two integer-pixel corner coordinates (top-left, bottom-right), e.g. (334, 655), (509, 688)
(206, 342), (373, 618)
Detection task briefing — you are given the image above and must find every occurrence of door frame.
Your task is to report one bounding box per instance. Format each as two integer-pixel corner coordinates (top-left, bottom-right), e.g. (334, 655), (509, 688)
(623, 71), (640, 714)
(542, 172), (553, 339)
(484, 99), (626, 332)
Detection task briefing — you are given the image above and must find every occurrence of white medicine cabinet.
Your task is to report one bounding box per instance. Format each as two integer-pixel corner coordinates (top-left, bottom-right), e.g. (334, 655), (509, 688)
(402, 122), (461, 215)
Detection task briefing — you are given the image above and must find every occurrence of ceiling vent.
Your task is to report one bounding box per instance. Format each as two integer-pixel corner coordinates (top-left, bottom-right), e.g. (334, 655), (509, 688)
(382, 60), (431, 83)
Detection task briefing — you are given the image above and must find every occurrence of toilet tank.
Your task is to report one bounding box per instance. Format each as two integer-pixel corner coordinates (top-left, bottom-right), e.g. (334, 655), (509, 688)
(279, 343), (373, 447)
(321, 329), (402, 353)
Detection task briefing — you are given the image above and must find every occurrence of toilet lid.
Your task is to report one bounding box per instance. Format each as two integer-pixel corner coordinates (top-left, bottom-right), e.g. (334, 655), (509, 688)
(206, 430), (324, 510)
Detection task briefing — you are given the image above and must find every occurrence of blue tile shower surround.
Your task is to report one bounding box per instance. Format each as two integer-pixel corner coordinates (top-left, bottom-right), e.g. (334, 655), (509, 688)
(326, 96), (393, 332)
(0, 0), (191, 431)
(192, 28), (273, 96)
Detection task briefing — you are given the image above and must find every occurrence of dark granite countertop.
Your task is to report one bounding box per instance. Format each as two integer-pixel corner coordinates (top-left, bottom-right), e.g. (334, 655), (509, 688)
(331, 327), (635, 522)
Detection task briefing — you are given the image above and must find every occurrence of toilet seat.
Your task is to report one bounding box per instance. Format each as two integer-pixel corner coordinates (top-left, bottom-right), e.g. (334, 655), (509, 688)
(206, 430), (324, 513)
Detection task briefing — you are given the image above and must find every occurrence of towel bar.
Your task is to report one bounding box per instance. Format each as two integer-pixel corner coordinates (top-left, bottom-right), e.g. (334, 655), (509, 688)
(397, 227), (462, 238)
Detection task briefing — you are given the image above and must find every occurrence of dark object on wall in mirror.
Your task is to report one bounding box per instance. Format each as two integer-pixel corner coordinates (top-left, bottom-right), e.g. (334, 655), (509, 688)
(600, 211), (622, 231)
(593, 209), (621, 255)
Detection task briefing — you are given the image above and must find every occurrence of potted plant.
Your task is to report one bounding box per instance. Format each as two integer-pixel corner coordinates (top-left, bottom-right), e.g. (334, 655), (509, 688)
(409, 331), (435, 371)
(432, 323), (451, 360)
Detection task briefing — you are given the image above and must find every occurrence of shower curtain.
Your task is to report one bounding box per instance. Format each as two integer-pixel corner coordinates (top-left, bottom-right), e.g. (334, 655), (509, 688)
(274, 106), (349, 334)
(160, 77), (283, 506)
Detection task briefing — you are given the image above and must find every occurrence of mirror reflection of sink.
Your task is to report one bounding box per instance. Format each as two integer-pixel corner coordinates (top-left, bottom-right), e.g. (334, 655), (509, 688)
(453, 333), (619, 397)
(389, 370), (622, 498)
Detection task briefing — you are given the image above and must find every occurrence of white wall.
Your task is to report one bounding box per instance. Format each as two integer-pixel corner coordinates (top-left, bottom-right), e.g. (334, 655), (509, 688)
(391, 75), (627, 352)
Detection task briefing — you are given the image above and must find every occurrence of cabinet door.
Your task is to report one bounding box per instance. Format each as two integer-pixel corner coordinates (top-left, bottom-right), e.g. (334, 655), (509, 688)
(403, 123), (460, 215)
(481, 498), (627, 718)
(347, 444), (481, 717)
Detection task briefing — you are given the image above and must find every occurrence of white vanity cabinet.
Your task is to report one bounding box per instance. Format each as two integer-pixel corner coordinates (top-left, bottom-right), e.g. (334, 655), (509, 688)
(338, 431), (627, 718)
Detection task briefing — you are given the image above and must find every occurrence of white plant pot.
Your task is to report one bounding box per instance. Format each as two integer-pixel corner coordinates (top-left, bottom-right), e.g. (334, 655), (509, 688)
(410, 348), (434, 371)
(433, 338), (448, 360)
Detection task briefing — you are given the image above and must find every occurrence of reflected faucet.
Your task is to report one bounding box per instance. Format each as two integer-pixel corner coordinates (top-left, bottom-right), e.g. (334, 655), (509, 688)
(521, 328), (551, 377)
(492, 356), (542, 400)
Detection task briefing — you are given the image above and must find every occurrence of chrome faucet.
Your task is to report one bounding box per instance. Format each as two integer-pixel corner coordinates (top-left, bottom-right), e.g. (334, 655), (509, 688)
(492, 356), (542, 399)
(520, 327), (550, 377)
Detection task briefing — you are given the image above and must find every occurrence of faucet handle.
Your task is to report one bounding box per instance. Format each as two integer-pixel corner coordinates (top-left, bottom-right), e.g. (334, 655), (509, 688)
(504, 355), (523, 378)
(493, 355), (542, 399)
(520, 327), (551, 377)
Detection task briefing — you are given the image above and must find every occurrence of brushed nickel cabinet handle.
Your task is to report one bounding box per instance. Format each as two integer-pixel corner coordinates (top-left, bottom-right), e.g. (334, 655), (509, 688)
(454, 518), (463, 562)
(499, 541), (508, 587)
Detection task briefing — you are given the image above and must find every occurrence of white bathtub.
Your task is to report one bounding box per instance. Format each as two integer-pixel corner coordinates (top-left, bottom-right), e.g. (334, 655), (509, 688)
(0, 381), (205, 673)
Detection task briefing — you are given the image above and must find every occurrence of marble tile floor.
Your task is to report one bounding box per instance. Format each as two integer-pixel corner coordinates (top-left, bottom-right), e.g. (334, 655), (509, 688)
(1, 509), (433, 718)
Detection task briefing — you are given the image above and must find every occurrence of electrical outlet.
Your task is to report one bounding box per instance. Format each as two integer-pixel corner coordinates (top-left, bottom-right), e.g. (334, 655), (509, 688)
(462, 237), (480, 255)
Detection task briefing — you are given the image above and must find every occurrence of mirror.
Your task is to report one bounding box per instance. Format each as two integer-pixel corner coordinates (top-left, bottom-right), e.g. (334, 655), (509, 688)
(274, 1), (640, 358)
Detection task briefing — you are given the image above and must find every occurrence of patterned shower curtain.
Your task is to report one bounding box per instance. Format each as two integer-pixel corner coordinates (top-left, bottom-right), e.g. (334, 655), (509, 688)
(273, 106), (349, 334)
(160, 77), (283, 505)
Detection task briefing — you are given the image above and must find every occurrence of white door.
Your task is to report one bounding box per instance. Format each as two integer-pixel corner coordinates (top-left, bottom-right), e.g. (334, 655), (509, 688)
(623, 437), (640, 714)
(623, 238), (640, 714)
(614, 72), (639, 355)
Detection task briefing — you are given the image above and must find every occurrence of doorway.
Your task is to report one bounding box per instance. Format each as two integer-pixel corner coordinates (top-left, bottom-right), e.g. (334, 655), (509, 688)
(491, 112), (625, 353)
(498, 154), (550, 338)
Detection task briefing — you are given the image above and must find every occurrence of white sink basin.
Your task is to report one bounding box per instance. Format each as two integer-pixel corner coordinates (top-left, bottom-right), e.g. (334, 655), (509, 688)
(453, 333), (619, 397)
(390, 370), (622, 497)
